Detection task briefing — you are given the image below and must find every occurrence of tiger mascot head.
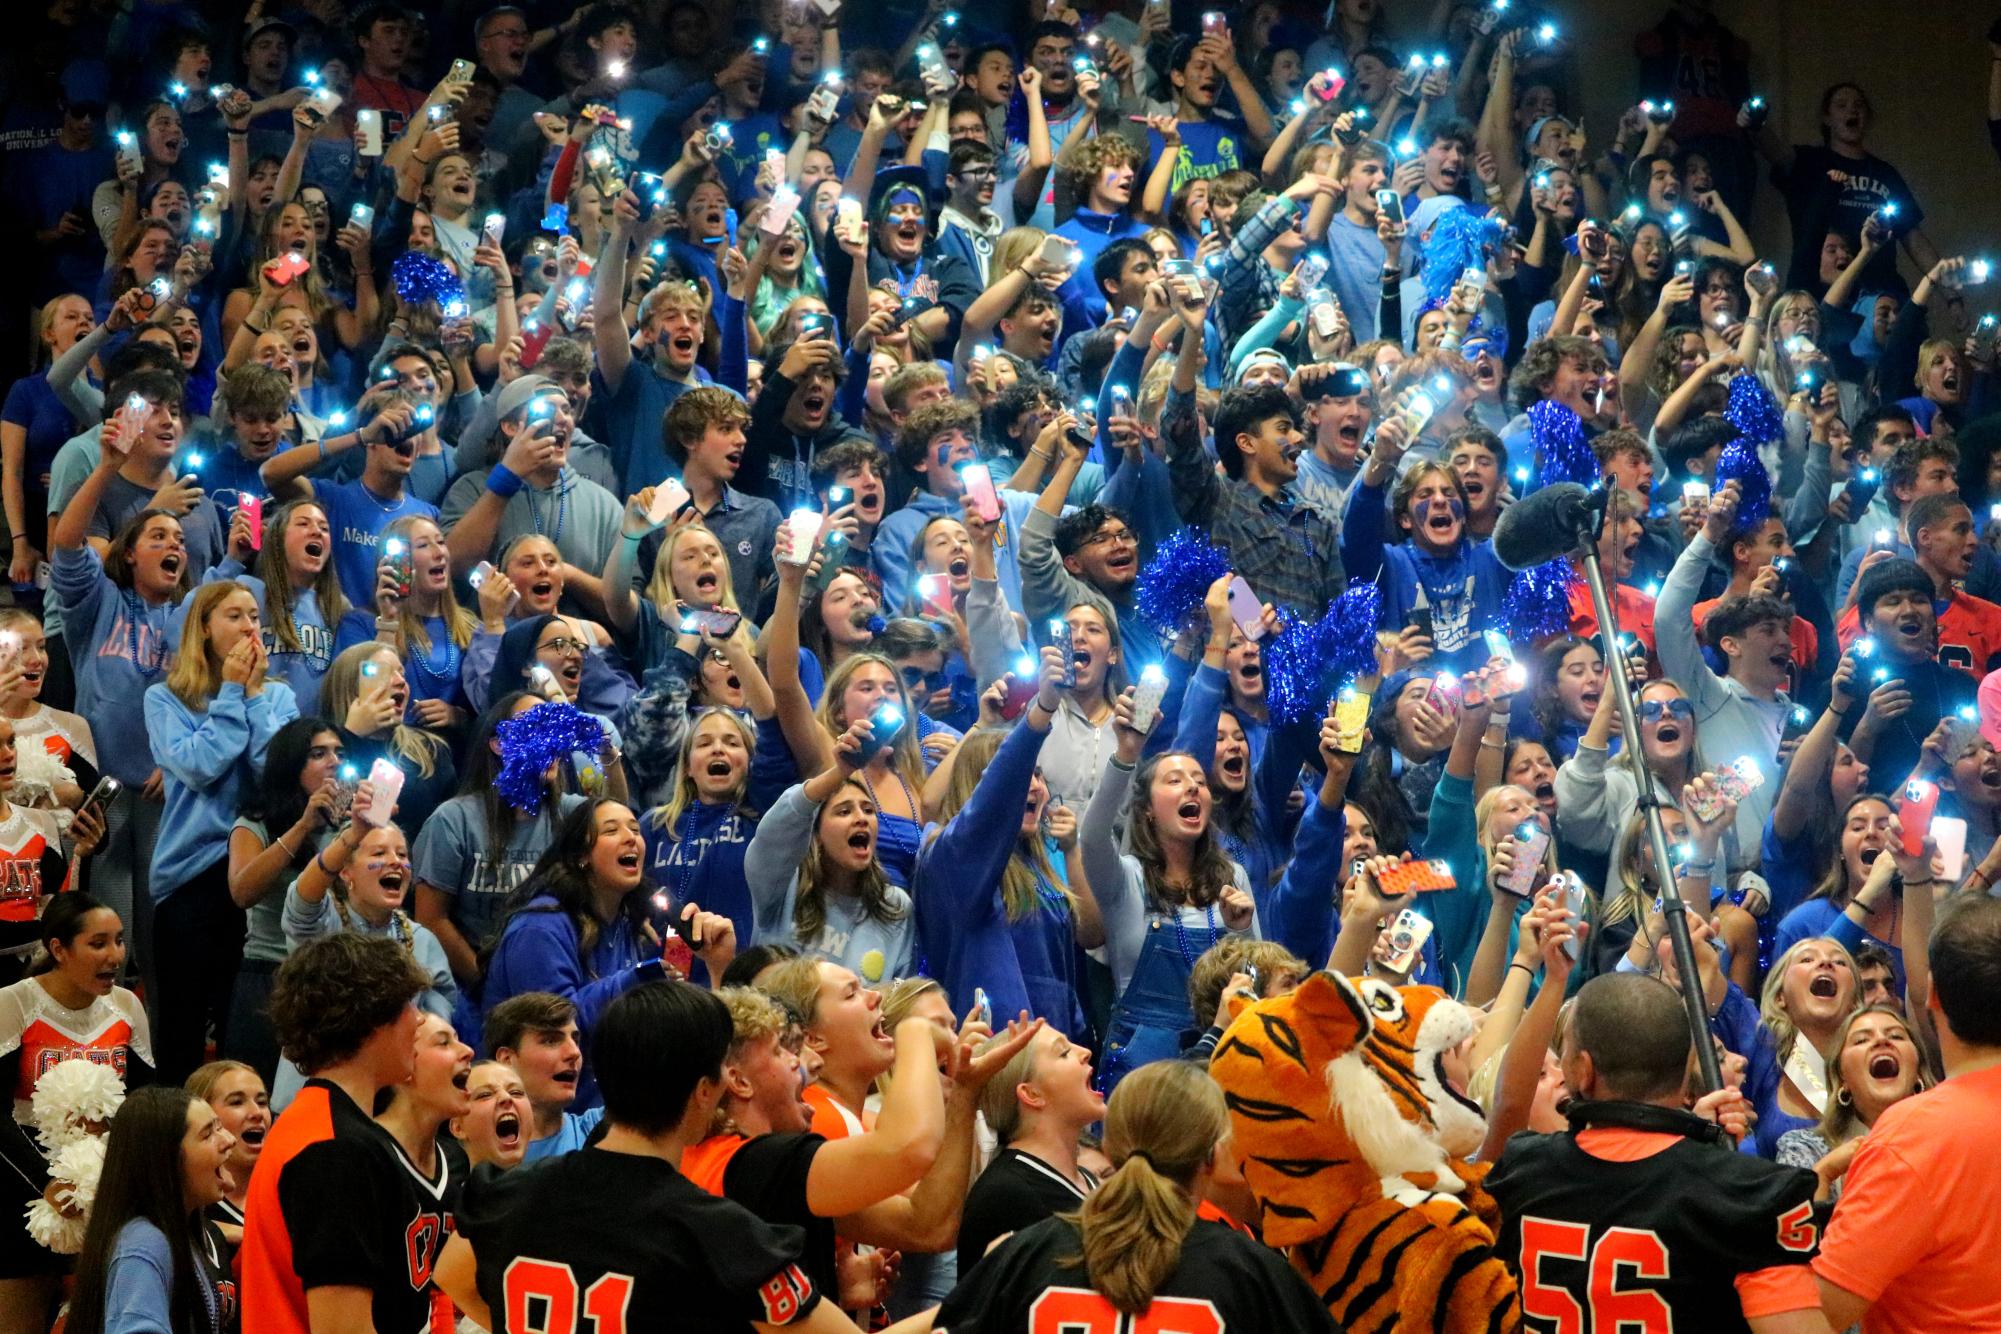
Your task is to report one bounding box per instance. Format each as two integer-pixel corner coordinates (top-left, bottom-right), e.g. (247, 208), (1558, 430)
(1210, 971), (1518, 1333)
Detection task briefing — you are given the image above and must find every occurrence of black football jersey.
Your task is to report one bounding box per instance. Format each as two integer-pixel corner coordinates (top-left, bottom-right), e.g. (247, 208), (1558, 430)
(455, 1146), (821, 1334)
(936, 1215), (1336, 1334)
(1488, 1127), (1821, 1334)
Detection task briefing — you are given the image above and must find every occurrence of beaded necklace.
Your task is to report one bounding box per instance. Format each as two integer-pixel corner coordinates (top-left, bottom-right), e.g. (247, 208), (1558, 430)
(403, 616), (462, 691)
(859, 765), (918, 825)
(1169, 901), (1219, 970)
(524, 471), (569, 546)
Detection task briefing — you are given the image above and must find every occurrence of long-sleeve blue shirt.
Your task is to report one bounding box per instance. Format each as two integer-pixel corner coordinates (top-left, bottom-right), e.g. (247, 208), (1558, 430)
(482, 895), (664, 1108)
(145, 679), (299, 902)
(54, 545), (179, 785)
(1339, 476), (1511, 673)
(913, 719), (1085, 1035)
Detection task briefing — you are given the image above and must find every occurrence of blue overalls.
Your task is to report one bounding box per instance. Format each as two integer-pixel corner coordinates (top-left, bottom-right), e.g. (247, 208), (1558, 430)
(1098, 903), (1226, 1096)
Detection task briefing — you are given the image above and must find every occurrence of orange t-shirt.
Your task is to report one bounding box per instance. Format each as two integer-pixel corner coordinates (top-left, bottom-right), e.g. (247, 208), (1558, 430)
(1566, 580), (1658, 657)
(1813, 1064), (2001, 1332)
(1835, 590), (2001, 679)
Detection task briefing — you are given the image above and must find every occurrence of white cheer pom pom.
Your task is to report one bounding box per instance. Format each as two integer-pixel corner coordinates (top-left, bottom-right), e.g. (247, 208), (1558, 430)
(48, 1134), (106, 1214)
(30, 1059), (126, 1154)
(24, 1196), (87, 1254)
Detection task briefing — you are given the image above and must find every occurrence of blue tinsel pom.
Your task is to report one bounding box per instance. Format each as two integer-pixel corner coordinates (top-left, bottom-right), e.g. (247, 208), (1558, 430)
(1714, 435), (1772, 534)
(1527, 400), (1597, 492)
(1264, 610), (1333, 725)
(496, 702), (607, 813)
(1504, 560), (1580, 642)
(1135, 529), (1230, 635)
(864, 614), (886, 638)
(1724, 372), (1785, 449)
(391, 251), (465, 308)
(1418, 207), (1505, 307)
(1325, 582), (1383, 684)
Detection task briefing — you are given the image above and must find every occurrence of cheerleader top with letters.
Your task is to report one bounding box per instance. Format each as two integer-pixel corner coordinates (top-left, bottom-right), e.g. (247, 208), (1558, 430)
(0, 977), (153, 1121)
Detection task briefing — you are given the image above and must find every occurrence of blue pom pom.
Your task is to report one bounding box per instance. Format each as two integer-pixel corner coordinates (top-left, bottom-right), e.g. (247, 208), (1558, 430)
(1503, 560), (1579, 642)
(391, 251), (466, 309)
(1418, 206), (1504, 307)
(1724, 372), (1785, 449)
(864, 614), (886, 638)
(1325, 582), (1383, 685)
(1135, 529), (1231, 635)
(496, 702), (607, 813)
(1714, 435), (1772, 534)
(1526, 400), (1597, 491)
(1264, 611), (1334, 724)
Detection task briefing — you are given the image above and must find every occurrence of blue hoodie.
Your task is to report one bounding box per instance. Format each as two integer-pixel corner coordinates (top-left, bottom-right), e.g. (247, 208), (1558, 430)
(874, 487), (1038, 615)
(482, 895), (665, 1108)
(643, 800), (758, 954)
(1340, 476), (1512, 674)
(53, 546), (180, 785)
(914, 718), (1088, 1036)
(145, 679), (300, 901)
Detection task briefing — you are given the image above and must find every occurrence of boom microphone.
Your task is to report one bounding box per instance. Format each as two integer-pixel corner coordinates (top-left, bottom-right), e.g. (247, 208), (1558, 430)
(1492, 481), (1598, 571)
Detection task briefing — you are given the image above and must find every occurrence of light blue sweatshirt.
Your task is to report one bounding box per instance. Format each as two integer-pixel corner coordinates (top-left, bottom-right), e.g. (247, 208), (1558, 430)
(145, 679), (299, 901)
(204, 560), (338, 714)
(745, 781), (916, 986)
(53, 545), (180, 785)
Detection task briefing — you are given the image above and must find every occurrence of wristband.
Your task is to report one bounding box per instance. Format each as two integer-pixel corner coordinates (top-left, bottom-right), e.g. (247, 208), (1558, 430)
(487, 464), (526, 498)
(1508, 961), (1534, 977)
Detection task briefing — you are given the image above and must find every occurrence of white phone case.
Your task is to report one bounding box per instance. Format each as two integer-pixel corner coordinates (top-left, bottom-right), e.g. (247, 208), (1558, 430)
(363, 758), (404, 827)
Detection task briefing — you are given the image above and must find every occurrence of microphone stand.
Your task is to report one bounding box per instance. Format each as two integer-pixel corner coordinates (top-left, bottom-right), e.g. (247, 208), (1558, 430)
(1577, 496), (1724, 1095)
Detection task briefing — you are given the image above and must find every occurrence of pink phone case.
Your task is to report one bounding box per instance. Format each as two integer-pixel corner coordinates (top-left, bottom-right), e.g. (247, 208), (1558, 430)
(240, 496), (263, 552)
(1503, 828), (1550, 896)
(364, 758), (404, 827)
(1900, 780), (1939, 856)
(961, 463), (1002, 522)
(1226, 576), (1265, 640)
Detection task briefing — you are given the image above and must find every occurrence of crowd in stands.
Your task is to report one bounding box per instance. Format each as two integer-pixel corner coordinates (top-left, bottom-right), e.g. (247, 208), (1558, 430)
(0, 0), (1998, 1329)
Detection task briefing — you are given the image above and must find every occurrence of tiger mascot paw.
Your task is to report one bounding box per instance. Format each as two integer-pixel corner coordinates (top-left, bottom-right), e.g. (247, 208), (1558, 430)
(1209, 970), (1521, 1333)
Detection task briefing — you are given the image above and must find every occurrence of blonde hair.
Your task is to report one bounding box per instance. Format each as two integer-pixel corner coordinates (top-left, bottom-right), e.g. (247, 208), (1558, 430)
(1473, 785), (1557, 884)
(993, 226), (1049, 283)
(382, 515), (474, 656)
(320, 643), (444, 778)
(185, 1059), (258, 1102)
(717, 984), (791, 1052)
(813, 652), (926, 795)
(928, 729), (1066, 922)
(977, 1028), (1046, 1145)
(759, 956), (831, 1029)
(1759, 936), (1858, 1068)
(650, 707), (756, 832)
(165, 581), (255, 709)
(1071, 1061), (1226, 1314)
(257, 499), (349, 656)
(874, 976), (946, 1099)
(645, 524), (753, 652)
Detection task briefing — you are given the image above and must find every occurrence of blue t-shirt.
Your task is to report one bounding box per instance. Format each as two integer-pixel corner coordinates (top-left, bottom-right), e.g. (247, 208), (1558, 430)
(1146, 116), (1248, 197)
(314, 477), (440, 611)
(1323, 211), (1393, 344)
(594, 359), (715, 497)
(1, 375), (78, 541)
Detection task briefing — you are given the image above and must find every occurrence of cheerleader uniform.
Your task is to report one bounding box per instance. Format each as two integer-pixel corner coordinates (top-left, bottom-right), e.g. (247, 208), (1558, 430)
(0, 976), (153, 1277)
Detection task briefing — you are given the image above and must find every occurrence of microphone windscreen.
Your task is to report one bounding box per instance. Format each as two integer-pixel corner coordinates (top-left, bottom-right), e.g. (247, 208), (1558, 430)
(1493, 482), (1593, 571)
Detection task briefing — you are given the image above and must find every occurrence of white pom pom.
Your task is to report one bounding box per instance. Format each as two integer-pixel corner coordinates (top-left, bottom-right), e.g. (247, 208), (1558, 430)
(49, 1135), (106, 1214)
(9, 743), (73, 812)
(24, 1197), (87, 1254)
(30, 1059), (126, 1153)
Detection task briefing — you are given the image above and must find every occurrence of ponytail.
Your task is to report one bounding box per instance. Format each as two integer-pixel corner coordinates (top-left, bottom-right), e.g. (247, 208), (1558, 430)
(1071, 1062), (1228, 1315)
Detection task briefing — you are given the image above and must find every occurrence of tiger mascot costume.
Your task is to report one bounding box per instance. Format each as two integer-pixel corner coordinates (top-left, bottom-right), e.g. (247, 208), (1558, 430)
(1209, 969), (1521, 1332)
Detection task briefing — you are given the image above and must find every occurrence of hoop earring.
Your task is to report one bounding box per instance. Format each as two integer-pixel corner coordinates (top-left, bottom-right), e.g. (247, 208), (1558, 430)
(1835, 1088), (1852, 1107)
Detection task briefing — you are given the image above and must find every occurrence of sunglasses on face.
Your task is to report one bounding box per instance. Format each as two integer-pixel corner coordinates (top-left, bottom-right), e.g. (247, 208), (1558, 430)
(1639, 698), (1694, 723)
(900, 666), (949, 692)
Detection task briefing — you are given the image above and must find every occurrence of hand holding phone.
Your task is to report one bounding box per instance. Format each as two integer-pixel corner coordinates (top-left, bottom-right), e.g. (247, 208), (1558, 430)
(361, 758), (404, 827)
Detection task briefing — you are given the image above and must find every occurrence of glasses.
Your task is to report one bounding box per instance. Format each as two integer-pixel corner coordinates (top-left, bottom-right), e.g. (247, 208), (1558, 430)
(1639, 698), (1694, 723)
(1082, 526), (1135, 548)
(538, 636), (587, 656)
(955, 167), (997, 183)
(901, 666), (949, 692)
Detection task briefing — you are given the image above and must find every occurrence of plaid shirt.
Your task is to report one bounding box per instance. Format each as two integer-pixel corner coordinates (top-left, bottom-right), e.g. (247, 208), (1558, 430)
(1163, 386), (1344, 620)
(1216, 194), (1297, 354)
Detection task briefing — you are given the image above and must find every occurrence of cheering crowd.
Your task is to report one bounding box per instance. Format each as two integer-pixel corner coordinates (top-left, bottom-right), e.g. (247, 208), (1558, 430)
(0, 0), (1998, 1329)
